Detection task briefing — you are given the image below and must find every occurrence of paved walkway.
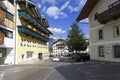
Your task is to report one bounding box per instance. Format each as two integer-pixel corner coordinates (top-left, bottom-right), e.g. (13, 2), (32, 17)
(0, 59), (50, 71)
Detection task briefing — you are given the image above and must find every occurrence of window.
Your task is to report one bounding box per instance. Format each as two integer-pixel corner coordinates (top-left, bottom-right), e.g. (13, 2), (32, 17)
(94, 13), (99, 20)
(22, 54), (25, 60)
(6, 12), (14, 21)
(99, 30), (103, 39)
(33, 42), (36, 47)
(114, 26), (120, 36)
(114, 45), (120, 58)
(98, 46), (104, 57)
(0, 27), (13, 38)
(21, 39), (26, 46)
(27, 40), (31, 47)
(0, 28), (4, 33)
(27, 52), (33, 59)
(4, 30), (13, 38)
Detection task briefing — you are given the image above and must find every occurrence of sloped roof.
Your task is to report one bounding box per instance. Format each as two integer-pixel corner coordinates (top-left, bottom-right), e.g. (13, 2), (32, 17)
(76, 0), (99, 21)
(52, 39), (66, 45)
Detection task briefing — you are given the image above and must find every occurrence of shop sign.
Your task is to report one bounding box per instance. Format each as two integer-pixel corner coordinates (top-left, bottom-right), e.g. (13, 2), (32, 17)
(106, 47), (111, 54)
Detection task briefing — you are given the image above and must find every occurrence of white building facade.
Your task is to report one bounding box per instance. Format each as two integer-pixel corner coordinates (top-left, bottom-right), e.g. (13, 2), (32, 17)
(52, 39), (69, 56)
(77, 0), (120, 62)
(0, 0), (15, 65)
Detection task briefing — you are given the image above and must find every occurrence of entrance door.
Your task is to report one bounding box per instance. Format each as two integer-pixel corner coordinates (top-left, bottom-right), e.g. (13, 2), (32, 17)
(0, 48), (6, 64)
(38, 53), (43, 60)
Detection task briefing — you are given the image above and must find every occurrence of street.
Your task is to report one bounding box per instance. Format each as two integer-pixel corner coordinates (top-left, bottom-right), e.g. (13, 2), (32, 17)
(1, 57), (120, 80)
(0, 57), (88, 80)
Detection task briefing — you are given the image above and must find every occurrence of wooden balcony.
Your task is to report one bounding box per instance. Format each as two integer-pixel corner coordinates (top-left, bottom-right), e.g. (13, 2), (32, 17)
(18, 9), (50, 34)
(0, 33), (4, 44)
(56, 44), (66, 49)
(18, 25), (49, 42)
(0, 7), (6, 23)
(97, 0), (120, 24)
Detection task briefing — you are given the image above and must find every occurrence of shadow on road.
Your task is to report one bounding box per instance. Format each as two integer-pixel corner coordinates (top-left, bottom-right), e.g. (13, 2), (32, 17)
(54, 60), (120, 80)
(53, 57), (87, 80)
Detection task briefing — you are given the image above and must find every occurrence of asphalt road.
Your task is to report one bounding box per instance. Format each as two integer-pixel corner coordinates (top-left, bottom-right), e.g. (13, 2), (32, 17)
(0, 57), (88, 80)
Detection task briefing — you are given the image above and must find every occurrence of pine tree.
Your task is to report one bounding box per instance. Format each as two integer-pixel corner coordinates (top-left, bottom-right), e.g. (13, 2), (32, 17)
(66, 23), (87, 54)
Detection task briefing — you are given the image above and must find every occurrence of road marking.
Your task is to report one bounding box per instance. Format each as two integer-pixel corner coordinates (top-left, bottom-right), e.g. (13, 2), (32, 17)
(14, 69), (23, 73)
(43, 63), (63, 80)
(43, 70), (55, 80)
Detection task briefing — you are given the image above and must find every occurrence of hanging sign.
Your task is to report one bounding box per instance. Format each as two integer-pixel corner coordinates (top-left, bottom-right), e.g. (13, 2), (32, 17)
(106, 47), (111, 54)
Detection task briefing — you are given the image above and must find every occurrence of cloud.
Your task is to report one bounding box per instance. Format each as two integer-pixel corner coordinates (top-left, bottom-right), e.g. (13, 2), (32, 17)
(48, 27), (67, 40)
(49, 36), (59, 40)
(60, 1), (70, 10)
(41, 0), (57, 5)
(68, 0), (87, 12)
(37, 4), (41, 9)
(46, 6), (67, 19)
(86, 35), (90, 39)
(68, 6), (80, 12)
(79, 18), (89, 23)
(78, 0), (87, 6)
(48, 27), (66, 34)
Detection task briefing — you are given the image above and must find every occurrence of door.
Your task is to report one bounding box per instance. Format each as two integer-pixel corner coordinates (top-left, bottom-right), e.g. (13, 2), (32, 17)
(38, 53), (43, 60)
(0, 48), (6, 64)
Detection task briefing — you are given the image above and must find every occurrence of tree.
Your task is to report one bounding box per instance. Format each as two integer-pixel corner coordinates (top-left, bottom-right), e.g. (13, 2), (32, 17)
(66, 23), (87, 54)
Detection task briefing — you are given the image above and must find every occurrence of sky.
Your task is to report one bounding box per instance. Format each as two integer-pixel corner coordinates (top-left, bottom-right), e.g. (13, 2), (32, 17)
(33, 0), (89, 40)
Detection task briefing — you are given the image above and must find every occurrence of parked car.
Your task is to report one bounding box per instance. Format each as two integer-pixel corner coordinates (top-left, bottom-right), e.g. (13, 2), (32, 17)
(76, 53), (90, 62)
(52, 57), (60, 62)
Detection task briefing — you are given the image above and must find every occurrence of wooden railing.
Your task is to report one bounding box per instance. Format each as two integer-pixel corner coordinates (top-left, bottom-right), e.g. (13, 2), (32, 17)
(0, 7), (6, 23)
(97, 0), (120, 24)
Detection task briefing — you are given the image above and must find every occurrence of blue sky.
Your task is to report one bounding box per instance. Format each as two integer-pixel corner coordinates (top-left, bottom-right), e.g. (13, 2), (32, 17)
(33, 0), (89, 40)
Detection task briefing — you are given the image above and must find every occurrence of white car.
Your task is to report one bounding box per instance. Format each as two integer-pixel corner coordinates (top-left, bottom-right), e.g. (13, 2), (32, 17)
(52, 57), (60, 62)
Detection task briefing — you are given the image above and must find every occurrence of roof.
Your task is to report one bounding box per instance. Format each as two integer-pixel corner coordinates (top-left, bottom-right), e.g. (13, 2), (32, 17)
(52, 39), (66, 45)
(76, 0), (99, 21)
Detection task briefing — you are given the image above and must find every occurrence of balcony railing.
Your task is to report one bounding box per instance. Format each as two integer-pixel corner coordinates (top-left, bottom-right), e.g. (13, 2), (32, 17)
(18, 25), (49, 42)
(97, 0), (120, 24)
(18, 9), (50, 34)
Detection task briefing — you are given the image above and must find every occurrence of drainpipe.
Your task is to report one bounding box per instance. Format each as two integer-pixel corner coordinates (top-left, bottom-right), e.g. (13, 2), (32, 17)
(14, 1), (18, 65)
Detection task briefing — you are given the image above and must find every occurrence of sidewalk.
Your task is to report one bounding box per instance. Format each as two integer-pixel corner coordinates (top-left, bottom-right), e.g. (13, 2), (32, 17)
(79, 60), (120, 80)
(0, 59), (51, 71)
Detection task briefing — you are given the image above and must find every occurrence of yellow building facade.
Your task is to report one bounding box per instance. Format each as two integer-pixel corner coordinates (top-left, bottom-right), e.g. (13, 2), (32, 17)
(16, 0), (52, 64)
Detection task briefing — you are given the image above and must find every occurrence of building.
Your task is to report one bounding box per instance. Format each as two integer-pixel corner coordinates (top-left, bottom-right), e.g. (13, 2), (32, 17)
(16, 0), (52, 64)
(81, 39), (90, 53)
(77, 0), (120, 62)
(0, 0), (15, 65)
(52, 39), (69, 56)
